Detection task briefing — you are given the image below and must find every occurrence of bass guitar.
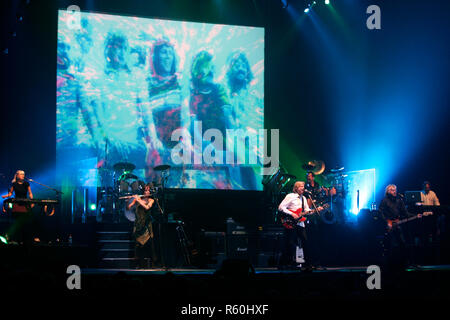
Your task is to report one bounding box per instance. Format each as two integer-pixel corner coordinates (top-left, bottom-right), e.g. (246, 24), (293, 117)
(386, 212), (431, 231)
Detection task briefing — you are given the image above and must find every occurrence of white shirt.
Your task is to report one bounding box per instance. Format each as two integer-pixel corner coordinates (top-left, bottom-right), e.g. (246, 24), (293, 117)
(420, 190), (440, 215)
(278, 192), (310, 227)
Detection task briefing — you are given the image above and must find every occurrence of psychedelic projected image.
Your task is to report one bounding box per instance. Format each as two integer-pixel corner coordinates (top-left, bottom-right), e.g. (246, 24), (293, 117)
(57, 10), (264, 190)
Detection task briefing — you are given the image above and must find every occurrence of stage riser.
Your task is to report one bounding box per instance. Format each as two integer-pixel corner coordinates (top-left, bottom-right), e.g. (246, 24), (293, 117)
(98, 241), (134, 250)
(97, 231), (131, 241)
(99, 258), (136, 269)
(100, 250), (134, 259)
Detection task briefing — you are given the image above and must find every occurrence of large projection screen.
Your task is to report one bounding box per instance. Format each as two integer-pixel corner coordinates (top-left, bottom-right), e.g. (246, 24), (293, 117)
(57, 10), (264, 190)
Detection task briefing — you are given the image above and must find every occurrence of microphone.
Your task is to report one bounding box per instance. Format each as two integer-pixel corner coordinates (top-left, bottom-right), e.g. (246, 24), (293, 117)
(304, 189), (312, 195)
(398, 193), (404, 198)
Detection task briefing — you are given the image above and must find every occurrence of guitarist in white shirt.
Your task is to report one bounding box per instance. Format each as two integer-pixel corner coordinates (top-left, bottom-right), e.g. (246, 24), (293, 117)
(278, 181), (318, 270)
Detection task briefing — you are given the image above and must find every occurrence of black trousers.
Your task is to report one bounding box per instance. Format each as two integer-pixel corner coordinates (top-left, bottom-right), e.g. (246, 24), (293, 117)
(384, 226), (408, 269)
(283, 225), (311, 266)
(8, 211), (34, 246)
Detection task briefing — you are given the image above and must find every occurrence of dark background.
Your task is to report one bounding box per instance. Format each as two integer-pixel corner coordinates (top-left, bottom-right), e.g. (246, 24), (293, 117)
(1, 0), (449, 229)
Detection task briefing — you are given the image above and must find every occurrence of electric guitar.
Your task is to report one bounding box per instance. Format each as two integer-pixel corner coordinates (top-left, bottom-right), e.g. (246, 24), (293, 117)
(280, 203), (330, 229)
(386, 212), (431, 231)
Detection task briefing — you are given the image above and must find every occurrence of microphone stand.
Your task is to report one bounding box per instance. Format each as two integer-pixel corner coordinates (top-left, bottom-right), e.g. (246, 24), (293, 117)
(25, 177), (63, 217)
(398, 192), (416, 266)
(158, 170), (169, 270)
(304, 191), (324, 270)
(305, 191), (320, 218)
(26, 178), (64, 196)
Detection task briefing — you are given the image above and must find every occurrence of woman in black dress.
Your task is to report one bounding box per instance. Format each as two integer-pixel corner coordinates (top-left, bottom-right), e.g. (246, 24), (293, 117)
(127, 184), (158, 269)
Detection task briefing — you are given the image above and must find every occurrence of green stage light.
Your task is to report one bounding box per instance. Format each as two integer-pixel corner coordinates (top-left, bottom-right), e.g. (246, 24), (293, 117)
(0, 235), (8, 245)
(90, 204), (96, 211)
(325, 0), (330, 4)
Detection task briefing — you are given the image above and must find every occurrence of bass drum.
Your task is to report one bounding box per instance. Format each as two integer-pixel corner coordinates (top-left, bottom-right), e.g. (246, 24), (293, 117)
(124, 206), (136, 222)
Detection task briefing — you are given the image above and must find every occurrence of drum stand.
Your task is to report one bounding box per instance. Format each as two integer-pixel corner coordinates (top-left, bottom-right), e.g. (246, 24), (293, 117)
(176, 222), (191, 266)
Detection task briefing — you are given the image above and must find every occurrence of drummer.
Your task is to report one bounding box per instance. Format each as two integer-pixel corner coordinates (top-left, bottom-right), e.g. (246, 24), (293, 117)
(305, 172), (321, 197)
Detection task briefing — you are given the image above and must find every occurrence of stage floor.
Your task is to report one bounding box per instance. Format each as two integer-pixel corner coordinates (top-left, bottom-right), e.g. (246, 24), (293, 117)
(82, 264), (450, 275)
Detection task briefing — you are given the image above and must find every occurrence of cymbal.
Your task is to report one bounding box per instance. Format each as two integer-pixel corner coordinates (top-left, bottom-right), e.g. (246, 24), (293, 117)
(113, 162), (136, 172)
(153, 164), (171, 171)
(330, 166), (344, 173)
(303, 160), (325, 175)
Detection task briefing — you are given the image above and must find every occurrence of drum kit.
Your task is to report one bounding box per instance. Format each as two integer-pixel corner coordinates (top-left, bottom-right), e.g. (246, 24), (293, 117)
(264, 160), (349, 225)
(97, 161), (171, 222)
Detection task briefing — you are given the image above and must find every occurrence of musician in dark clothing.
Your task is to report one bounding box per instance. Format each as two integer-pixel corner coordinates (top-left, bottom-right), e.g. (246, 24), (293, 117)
(1, 170), (34, 244)
(305, 171), (334, 207)
(379, 184), (421, 269)
(127, 184), (158, 269)
(305, 172), (321, 198)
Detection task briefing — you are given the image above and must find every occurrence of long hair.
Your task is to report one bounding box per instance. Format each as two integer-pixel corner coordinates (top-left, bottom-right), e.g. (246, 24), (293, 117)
(385, 184), (397, 196)
(226, 51), (253, 92)
(103, 31), (129, 73)
(150, 40), (178, 78)
(12, 170), (25, 183)
(191, 50), (214, 89)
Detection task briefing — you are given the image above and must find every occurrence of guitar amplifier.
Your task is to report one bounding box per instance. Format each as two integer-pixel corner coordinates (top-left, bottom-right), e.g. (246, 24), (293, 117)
(227, 233), (249, 259)
(199, 231), (226, 268)
(253, 227), (284, 267)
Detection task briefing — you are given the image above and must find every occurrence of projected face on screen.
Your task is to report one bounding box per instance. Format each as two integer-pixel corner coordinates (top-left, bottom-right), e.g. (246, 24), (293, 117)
(57, 10), (264, 190)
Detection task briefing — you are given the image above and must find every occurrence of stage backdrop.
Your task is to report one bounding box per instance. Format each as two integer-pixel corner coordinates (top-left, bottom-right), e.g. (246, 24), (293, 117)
(57, 10), (264, 191)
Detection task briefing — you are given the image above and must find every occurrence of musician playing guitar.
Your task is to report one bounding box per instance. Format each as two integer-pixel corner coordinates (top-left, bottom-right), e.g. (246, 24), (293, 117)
(278, 181), (323, 270)
(379, 184), (422, 268)
(1, 170), (34, 245)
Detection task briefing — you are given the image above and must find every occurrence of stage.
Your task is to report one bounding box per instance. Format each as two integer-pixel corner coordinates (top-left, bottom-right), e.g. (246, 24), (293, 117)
(81, 265), (450, 275)
(2, 260), (449, 301)
(57, 264), (450, 301)
(2, 0), (450, 310)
